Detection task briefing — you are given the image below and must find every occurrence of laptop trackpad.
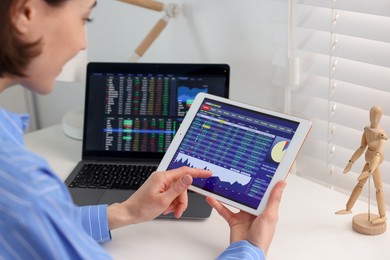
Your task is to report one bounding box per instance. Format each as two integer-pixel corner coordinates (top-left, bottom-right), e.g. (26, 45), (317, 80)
(99, 190), (136, 205)
(69, 188), (105, 206)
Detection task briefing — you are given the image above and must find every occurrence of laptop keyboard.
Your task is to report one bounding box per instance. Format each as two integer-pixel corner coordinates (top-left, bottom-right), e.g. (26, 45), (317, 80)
(68, 164), (157, 190)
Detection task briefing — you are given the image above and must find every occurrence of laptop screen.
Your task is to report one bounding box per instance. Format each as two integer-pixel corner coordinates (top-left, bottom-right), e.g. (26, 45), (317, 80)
(83, 63), (230, 160)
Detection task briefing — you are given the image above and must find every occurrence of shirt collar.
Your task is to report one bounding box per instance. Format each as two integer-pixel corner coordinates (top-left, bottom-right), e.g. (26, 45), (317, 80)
(0, 108), (30, 145)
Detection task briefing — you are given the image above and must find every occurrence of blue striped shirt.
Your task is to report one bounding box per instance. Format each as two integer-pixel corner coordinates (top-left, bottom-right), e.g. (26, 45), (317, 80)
(0, 108), (265, 260)
(217, 241), (265, 260)
(0, 108), (111, 259)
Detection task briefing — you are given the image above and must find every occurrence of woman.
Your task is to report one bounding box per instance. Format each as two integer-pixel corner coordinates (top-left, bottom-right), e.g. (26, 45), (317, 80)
(0, 0), (286, 259)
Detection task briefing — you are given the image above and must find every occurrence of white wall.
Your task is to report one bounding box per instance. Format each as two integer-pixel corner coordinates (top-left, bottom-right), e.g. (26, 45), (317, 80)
(88, 0), (276, 107)
(34, 81), (85, 128)
(34, 0), (279, 128)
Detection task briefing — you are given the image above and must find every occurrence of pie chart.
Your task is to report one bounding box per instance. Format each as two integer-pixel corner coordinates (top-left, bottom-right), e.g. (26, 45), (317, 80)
(271, 140), (289, 163)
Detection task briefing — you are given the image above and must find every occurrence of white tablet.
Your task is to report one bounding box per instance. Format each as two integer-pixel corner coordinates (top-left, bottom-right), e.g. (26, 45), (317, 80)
(157, 93), (311, 215)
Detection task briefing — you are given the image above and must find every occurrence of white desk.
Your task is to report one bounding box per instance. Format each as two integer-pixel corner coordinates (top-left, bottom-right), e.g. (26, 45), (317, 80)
(25, 125), (390, 259)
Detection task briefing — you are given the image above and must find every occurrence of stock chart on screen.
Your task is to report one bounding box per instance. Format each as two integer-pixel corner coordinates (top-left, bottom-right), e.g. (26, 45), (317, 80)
(166, 99), (299, 209)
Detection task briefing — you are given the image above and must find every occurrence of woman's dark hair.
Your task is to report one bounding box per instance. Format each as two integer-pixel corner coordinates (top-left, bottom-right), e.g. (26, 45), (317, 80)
(0, 0), (68, 77)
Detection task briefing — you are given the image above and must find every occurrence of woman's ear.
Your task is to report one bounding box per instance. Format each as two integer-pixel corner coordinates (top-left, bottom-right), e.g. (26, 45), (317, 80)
(11, 0), (37, 35)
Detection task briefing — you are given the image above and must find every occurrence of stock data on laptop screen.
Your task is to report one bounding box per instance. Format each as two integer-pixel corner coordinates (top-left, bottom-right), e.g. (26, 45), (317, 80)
(84, 70), (229, 155)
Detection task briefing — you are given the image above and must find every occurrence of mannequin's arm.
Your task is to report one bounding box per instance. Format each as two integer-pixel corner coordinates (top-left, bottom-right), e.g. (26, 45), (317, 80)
(343, 130), (367, 173)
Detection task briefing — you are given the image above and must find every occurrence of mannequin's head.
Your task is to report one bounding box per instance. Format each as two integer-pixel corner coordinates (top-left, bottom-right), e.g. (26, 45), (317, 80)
(369, 105), (383, 128)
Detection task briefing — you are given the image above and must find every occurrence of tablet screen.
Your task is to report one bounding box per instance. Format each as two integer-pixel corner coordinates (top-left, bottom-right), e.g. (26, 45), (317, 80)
(165, 98), (300, 209)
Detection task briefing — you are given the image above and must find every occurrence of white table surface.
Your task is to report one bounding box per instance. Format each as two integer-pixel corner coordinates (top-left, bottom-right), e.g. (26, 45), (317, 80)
(25, 125), (390, 259)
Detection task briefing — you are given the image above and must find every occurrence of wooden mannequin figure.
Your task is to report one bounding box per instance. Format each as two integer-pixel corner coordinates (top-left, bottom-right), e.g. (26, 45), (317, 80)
(336, 105), (387, 235)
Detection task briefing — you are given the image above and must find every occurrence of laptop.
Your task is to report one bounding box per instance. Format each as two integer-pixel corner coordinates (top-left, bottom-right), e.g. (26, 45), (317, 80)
(65, 62), (230, 219)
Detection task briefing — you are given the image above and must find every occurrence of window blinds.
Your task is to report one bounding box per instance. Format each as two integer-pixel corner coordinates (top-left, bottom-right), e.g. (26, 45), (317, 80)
(271, 0), (390, 206)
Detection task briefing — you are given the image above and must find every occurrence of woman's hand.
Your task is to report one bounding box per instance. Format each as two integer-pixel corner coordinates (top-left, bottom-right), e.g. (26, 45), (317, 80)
(206, 180), (286, 256)
(107, 167), (212, 229)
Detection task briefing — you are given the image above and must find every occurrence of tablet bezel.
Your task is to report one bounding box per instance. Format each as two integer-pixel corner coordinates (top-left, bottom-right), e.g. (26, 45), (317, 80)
(157, 93), (311, 215)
